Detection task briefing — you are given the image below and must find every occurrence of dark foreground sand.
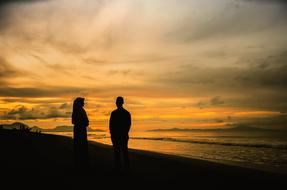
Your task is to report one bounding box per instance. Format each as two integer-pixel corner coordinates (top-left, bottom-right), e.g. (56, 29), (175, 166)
(0, 129), (286, 189)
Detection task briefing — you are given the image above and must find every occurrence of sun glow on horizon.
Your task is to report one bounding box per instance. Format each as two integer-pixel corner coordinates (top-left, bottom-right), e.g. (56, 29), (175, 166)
(0, 0), (287, 131)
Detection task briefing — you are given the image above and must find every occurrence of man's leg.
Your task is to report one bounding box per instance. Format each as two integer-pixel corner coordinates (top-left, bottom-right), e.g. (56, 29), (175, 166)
(122, 139), (130, 170)
(112, 138), (121, 170)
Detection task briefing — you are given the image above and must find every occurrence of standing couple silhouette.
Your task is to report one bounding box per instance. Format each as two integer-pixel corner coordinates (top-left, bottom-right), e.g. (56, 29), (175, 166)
(72, 96), (131, 173)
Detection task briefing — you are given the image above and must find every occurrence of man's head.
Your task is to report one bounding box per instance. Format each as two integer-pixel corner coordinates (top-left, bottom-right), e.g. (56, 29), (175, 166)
(116, 96), (124, 108)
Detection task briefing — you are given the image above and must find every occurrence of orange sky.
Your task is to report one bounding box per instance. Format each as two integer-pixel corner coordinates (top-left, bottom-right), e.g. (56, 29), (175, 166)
(0, 0), (287, 131)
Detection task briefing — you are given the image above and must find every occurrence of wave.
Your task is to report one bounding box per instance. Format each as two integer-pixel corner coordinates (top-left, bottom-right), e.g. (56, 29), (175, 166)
(129, 137), (287, 150)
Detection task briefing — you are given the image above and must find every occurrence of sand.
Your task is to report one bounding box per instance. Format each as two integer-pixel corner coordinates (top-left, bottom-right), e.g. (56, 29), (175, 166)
(0, 129), (286, 189)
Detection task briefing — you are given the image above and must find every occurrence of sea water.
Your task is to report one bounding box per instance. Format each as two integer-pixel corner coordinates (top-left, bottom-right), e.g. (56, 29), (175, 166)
(47, 130), (287, 174)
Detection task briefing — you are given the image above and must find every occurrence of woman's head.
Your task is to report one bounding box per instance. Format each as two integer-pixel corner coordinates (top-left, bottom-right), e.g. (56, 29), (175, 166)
(73, 97), (85, 109)
(72, 97), (86, 125)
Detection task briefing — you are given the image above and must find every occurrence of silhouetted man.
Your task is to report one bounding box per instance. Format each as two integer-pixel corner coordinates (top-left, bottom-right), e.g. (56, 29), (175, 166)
(109, 96), (131, 171)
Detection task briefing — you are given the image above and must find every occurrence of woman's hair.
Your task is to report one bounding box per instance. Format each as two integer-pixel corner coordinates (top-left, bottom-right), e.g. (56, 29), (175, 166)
(73, 97), (85, 110)
(72, 97), (85, 125)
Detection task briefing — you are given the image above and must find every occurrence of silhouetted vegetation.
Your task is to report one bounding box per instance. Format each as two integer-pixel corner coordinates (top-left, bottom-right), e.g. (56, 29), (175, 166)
(19, 123), (32, 132)
(0, 122), (41, 133)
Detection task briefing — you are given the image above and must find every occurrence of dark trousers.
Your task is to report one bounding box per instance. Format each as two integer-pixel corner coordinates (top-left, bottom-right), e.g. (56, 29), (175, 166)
(111, 135), (130, 170)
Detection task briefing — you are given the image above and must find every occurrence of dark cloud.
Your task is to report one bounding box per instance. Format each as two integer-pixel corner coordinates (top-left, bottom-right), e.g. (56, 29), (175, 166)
(0, 0), (44, 5)
(0, 57), (21, 85)
(0, 86), (91, 97)
(210, 96), (225, 106)
(82, 54), (182, 67)
(0, 84), (175, 99)
(241, 0), (287, 4)
(196, 101), (209, 109)
(2, 105), (38, 120)
(153, 50), (287, 112)
(8, 105), (28, 115)
(228, 114), (287, 130)
(196, 96), (225, 109)
(166, 0), (287, 43)
(1, 103), (71, 120)
(0, 58), (16, 77)
(0, 97), (67, 104)
(45, 108), (70, 119)
(215, 119), (224, 123)
(158, 50), (287, 92)
(108, 69), (132, 76)
(224, 92), (287, 114)
(59, 103), (70, 109)
(234, 51), (287, 88)
(0, 0), (47, 29)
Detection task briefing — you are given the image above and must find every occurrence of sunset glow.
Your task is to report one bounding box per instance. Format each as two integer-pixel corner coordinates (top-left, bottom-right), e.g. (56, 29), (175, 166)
(1, 0), (287, 131)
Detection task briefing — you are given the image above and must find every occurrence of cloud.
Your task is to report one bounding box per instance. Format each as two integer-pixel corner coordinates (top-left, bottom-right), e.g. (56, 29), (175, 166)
(0, 0), (47, 29)
(240, 0), (287, 4)
(0, 97), (67, 104)
(0, 0), (44, 4)
(234, 51), (287, 88)
(0, 84), (177, 99)
(59, 103), (70, 109)
(196, 101), (209, 109)
(152, 50), (287, 112)
(166, 0), (287, 43)
(210, 96), (225, 106)
(196, 96), (225, 109)
(0, 57), (16, 77)
(1, 0), (286, 101)
(0, 0), (286, 130)
(108, 69), (131, 76)
(0, 57), (21, 85)
(0, 86), (91, 97)
(157, 50), (287, 92)
(227, 114), (287, 130)
(1, 103), (71, 120)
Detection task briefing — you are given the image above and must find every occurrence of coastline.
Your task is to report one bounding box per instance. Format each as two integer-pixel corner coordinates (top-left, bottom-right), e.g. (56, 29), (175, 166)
(47, 131), (287, 175)
(0, 129), (286, 188)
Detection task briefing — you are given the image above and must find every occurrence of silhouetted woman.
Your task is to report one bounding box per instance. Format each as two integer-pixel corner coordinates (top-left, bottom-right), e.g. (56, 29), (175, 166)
(72, 97), (89, 171)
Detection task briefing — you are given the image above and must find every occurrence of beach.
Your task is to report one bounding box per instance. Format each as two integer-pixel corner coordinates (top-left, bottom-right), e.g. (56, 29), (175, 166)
(0, 129), (286, 189)
(49, 130), (287, 174)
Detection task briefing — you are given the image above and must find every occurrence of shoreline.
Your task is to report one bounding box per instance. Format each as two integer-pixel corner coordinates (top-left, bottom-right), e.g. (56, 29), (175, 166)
(0, 129), (286, 188)
(126, 143), (287, 176)
(47, 131), (287, 175)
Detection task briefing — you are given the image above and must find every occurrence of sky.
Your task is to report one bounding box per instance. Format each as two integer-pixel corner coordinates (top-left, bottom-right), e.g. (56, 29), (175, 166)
(0, 0), (287, 131)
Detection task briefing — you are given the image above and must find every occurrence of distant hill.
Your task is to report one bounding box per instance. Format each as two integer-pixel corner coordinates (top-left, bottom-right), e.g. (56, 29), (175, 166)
(43, 125), (73, 132)
(0, 123), (105, 132)
(43, 125), (105, 132)
(147, 125), (277, 132)
(0, 122), (29, 130)
(147, 128), (195, 132)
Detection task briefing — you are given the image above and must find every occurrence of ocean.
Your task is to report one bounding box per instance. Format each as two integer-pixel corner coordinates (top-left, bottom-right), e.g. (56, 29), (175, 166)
(47, 130), (287, 174)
